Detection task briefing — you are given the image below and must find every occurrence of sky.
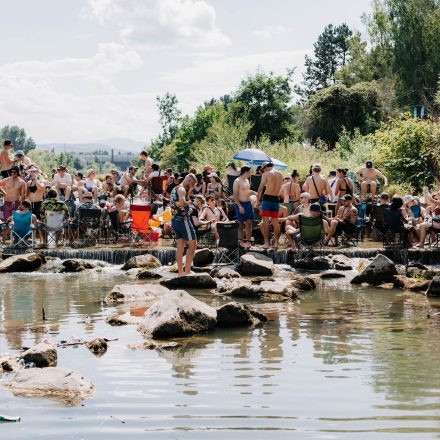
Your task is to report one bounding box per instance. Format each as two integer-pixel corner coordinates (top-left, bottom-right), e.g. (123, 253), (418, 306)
(0, 0), (373, 144)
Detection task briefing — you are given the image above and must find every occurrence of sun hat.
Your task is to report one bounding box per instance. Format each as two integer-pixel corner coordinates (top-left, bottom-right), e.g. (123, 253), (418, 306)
(300, 192), (311, 199)
(403, 195), (414, 205)
(87, 169), (95, 177)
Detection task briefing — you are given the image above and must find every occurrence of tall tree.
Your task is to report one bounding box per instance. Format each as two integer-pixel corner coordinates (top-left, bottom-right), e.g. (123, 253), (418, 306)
(0, 125), (36, 154)
(297, 24), (353, 99)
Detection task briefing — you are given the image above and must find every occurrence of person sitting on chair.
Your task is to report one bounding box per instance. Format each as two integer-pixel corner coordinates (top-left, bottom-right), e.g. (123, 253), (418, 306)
(111, 194), (130, 225)
(6, 200), (38, 235)
(324, 194), (358, 246)
(84, 169), (101, 202)
(52, 165), (72, 201)
(355, 160), (388, 200)
(417, 188), (440, 248)
(119, 166), (139, 198)
(200, 195), (224, 239)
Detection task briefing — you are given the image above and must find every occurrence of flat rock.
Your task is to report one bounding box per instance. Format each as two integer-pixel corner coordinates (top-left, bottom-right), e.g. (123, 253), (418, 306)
(228, 283), (296, 301)
(292, 257), (331, 271)
(291, 275), (316, 291)
(427, 276), (440, 297)
(251, 276), (275, 284)
(105, 284), (170, 304)
(106, 313), (145, 326)
(210, 267), (241, 279)
(160, 273), (217, 289)
(192, 248), (214, 267)
(351, 254), (397, 286)
(394, 275), (430, 292)
(216, 302), (268, 327)
(139, 290), (217, 339)
(128, 341), (182, 350)
(320, 271), (346, 279)
(4, 367), (94, 400)
(61, 259), (95, 273)
(121, 254), (161, 271)
(239, 252), (274, 276)
(0, 253), (44, 273)
(137, 269), (163, 279)
(86, 338), (108, 355)
(0, 353), (22, 374)
(334, 263), (353, 271)
(20, 342), (57, 368)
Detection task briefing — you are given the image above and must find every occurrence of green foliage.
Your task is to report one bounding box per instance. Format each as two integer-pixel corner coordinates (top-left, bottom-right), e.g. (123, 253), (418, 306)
(229, 70), (294, 142)
(305, 82), (384, 147)
(0, 125), (36, 154)
(370, 115), (440, 192)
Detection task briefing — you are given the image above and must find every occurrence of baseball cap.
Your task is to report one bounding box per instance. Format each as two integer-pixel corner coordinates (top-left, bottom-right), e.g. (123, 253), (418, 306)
(366, 160), (373, 168)
(403, 195), (414, 205)
(300, 192), (311, 199)
(342, 194), (353, 201)
(260, 162), (274, 170)
(380, 192), (389, 199)
(208, 172), (219, 179)
(310, 203), (321, 212)
(203, 165), (213, 171)
(312, 163), (321, 171)
(15, 150), (24, 157)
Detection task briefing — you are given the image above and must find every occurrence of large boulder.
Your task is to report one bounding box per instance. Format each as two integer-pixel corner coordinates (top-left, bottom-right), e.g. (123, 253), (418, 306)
(239, 252), (274, 276)
(427, 276), (440, 297)
(228, 282), (296, 301)
(393, 275), (430, 292)
(105, 284), (170, 304)
(61, 259), (95, 273)
(351, 254), (397, 286)
(4, 367), (94, 400)
(0, 253), (44, 273)
(121, 254), (161, 271)
(139, 290), (217, 339)
(192, 248), (215, 267)
(20, 342), (57, 368)
(160, 273), (217, 289)
(216, 302), (268, 327)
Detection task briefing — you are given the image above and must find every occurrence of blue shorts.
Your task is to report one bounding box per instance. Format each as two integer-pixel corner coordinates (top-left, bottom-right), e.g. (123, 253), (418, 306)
(235, 201), (254, 222)
(172, 217), (196, 241)
(261, 195), (280, 218)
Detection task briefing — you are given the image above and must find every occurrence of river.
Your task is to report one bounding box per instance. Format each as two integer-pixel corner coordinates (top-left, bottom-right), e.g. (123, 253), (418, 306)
(1, 266), (440, 439)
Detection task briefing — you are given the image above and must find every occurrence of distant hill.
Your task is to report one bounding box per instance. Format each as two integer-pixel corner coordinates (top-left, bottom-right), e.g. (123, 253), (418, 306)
(37, 137), (145, 154)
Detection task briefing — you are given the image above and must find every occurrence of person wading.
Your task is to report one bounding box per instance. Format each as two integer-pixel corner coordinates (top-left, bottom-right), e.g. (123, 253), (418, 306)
(257, 162), (283, 249)
(170, 173), (197, 276)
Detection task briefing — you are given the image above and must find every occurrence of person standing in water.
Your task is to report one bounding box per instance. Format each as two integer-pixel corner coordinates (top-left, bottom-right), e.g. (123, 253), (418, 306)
(170, 173), (197, 276)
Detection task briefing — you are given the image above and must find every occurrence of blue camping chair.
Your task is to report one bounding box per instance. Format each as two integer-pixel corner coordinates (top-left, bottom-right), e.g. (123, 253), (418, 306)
(10, 210), (35, 248)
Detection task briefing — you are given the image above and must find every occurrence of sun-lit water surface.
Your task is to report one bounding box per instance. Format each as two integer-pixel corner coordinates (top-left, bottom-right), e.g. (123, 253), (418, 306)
(1, 268), (440, 439)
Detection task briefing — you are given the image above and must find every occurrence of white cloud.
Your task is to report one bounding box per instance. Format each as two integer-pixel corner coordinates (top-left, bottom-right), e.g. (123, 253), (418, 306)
(82, 0), (230, 49)
(251, 25), (292, 39)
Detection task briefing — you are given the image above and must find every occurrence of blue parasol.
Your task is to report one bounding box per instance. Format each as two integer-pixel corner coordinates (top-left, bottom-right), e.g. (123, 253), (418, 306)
(233, 148), (271, 163)
(246, 157), (288, 171)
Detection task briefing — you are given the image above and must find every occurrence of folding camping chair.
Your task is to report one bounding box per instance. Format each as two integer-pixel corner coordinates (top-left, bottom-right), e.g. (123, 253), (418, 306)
(150, 176), (168, 198)
(226, 174), (238, 197)
(41, 210), (66, 248)
(215, 222), (241, 266)
(77, 208), (102, 245)
(295, 215), (325, 260)
(9, 211), (35, 248)
(130, 204), (152, 246)
(108, 209), (132, 243)
(250, 174), (262, 192)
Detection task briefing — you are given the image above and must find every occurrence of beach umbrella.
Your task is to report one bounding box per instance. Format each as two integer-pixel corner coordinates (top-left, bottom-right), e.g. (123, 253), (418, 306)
(233, 148), (271, 163)
(246, 157), (288, 171)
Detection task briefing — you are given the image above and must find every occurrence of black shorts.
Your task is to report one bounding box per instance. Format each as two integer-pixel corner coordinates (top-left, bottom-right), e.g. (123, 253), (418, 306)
(31, 201), (42, 220)
(336, 221), (356, 235)
(1, 169), (11, 178)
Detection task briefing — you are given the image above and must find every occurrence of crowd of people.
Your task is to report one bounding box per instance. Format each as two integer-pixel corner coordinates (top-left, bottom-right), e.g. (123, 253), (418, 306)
(2, 138), (440, 275)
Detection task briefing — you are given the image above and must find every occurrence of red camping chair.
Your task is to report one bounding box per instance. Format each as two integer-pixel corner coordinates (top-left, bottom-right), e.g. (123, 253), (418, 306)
(130, 204), (152, 245)
(150, 176), (168, 197)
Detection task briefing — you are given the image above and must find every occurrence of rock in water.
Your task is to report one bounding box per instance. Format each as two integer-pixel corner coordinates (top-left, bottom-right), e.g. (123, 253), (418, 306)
(292, 257), (331, 271)
(121, 254), (161, 271)
(210, 267), (241, 279)
(160, 273), (217, 289)
(351, 254), (397, 285)
(139, 290), (217, 339)
(86, 338), (108, 355)
(320, 271), (346, 279)
(239, 252), (274, 276)
(0, 354), (22, 374)
(291, 275), (316, 291)
(216, 302), (268, 327)
(393, 275), (430, 292)
(4, 367), (94, 400)
(20, 342), (57, 368)
(192, 248), (215, 267)
(427, 276), (440, 297)
(105, 284), (170, 304)
(228, 282), (296, 301)
(137, 269), (163, 279)
(61, 259), (95, 272)
(0, 253), (44, 273)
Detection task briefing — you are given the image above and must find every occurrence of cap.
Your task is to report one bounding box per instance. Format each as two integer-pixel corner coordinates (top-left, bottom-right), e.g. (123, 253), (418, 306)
(203, 165), (213, 171)
(310, 203), (321, 212)
(87, 168), (95, 176)
(342, 194), (353, 201)
(312, 163), (321, 171)
(300, 192), (311, 199)
(366, 160), (373, 168)
(83, 191), (93, 199)
(15, 150), (24, 157)
(129, 165), (138, 171)
(284, 174), (291, 179)
(403, 195), (414, 205)
(380, 192), (389, 199)
(260, 161), (274, 170)
(208, 172), (219, 179)
(58, 165), (67, 171)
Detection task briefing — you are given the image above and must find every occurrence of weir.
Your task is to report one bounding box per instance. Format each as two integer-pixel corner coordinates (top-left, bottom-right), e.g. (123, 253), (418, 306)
(3, 246), (440, 266)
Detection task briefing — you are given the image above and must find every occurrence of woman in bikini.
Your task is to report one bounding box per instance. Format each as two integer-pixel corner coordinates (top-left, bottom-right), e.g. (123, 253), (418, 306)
(191, 174), (205, 198)
(205, 172), (224, 199)
(334, 168), (354, 212)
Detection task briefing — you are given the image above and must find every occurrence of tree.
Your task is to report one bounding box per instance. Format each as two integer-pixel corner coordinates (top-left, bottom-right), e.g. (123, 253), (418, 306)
(0, 125), (36, 154)
(305, 82), (384, 148)
(367, 0), (440, 106)
(149, 92), (182, 160)
(297, 24), (353, 99)
(229, 70), (294, 142)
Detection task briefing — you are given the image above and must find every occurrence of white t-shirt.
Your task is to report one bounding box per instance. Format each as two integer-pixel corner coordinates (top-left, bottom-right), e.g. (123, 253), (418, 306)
(53, 172), (72, 186)
(150, 170), (163, 178)
(84, 178), (101, 189)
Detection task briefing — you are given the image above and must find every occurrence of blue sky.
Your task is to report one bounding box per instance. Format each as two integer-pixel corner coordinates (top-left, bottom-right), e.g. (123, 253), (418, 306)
(0, 0), (372, 144)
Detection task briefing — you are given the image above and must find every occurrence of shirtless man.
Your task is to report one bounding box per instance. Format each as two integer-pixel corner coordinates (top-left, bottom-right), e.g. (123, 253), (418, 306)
(257, 162), (284, 248)
(119, 166), (138, 197)
(0, 166), (26, 241)
(302, 163), (331, 204)
(233, 166), (255, 246)
(1, 140), (14, 178)
(140, 151), (153, 175)
(356, 160), (388, 199)
(26, 167), (46, 242)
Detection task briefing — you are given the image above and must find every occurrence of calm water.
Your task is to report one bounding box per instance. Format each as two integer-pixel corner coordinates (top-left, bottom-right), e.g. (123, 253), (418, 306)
(2, 266), (440, 439)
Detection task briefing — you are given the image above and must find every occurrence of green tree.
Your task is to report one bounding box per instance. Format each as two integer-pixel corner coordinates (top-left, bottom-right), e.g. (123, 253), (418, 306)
(0, 125), (36, 154)
(305, 82), (384, 148)
(229, 70), (294, 142)
(297, 24), (353, 99)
